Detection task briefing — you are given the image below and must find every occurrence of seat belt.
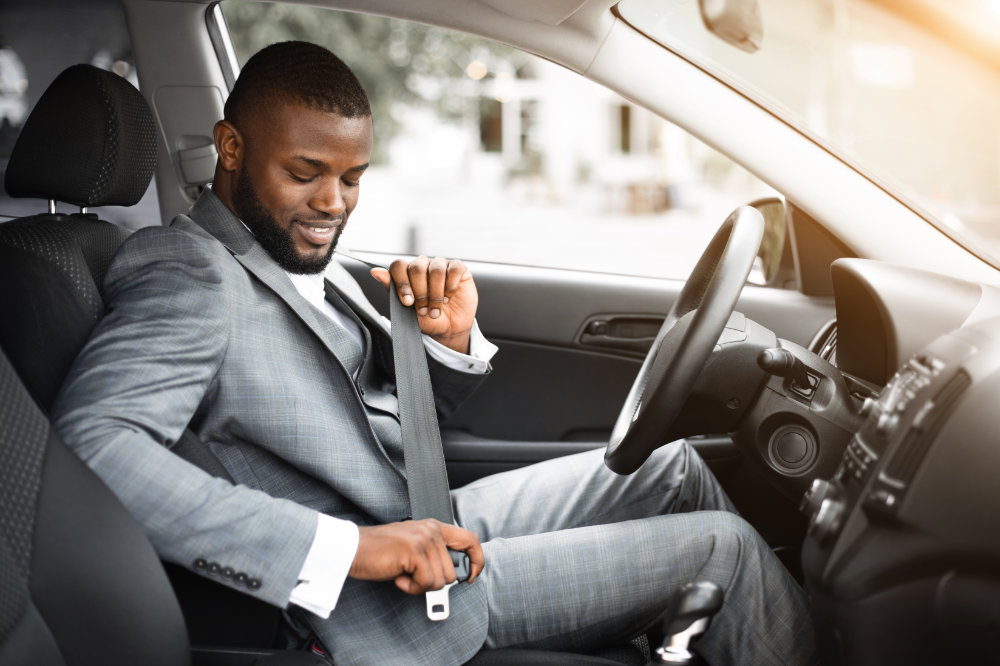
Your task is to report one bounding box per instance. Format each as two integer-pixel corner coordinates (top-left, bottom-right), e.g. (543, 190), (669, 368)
(332, 252), (472, 619)
(387, 278), (471, 621)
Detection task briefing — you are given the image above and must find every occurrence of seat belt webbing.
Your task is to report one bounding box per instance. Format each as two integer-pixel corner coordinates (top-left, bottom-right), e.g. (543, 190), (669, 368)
(387, 278), (470, 621)
(388, 278), (456, 525)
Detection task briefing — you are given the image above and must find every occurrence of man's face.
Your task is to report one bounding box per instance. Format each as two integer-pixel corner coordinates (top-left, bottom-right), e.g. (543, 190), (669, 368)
(231, 101), (373, 274)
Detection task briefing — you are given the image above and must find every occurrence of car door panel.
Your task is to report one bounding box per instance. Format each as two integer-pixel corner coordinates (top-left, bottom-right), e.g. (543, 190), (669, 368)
(340, 254), (834, 454)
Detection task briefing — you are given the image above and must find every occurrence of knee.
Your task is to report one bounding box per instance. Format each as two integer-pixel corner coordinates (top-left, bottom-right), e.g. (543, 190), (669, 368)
(643, 439), (697, 478)
(700, 512), (768, 569)
(705, 511), (753, 539)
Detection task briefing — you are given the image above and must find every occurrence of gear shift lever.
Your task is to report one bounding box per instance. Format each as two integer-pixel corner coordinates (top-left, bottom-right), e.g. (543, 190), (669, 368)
(655, 582), (724, 664)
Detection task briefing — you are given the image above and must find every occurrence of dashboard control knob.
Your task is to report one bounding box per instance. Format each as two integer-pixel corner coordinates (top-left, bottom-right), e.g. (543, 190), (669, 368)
(757, 347), (814, 387)
(809, 497), (846, 545)
(859, 397), (877, 417)
(800, 478), (835, 518)
(875, 411), (899, 437)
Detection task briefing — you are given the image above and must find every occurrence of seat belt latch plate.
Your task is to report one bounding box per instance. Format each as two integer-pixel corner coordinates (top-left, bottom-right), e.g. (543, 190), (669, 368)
(426, 580), (458, 621)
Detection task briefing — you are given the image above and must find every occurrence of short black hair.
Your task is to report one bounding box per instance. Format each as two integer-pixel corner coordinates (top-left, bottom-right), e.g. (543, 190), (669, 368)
(224, 41), (371, 127)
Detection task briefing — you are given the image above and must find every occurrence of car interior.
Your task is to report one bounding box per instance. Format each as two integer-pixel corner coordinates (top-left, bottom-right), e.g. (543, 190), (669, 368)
(3, 0), (1000, 664)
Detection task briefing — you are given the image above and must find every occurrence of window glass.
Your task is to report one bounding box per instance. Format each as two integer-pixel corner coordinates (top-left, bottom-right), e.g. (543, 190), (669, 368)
(620, 0), (1000, 265)
(221, 2), (776, 280)
(0, 2), (160, 229)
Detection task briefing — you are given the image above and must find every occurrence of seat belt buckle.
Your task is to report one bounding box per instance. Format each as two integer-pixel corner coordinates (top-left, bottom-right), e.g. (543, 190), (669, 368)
(425, 551), (471, 621)
(452, 551), (471, 582)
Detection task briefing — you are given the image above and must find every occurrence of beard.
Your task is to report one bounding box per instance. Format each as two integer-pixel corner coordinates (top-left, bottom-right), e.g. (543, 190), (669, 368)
(231, 167), (343, 275)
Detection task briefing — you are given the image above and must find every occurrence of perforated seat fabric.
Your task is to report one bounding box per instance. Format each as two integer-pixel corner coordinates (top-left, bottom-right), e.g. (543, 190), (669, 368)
(0, 63), (156, 410)
(4, 64), (157, 207)
(0, 216), (129, 409)
(0, 62), (183, 666)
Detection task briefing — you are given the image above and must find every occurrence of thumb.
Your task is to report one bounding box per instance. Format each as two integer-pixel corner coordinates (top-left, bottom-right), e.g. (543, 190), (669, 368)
(370, 267), (391, 290)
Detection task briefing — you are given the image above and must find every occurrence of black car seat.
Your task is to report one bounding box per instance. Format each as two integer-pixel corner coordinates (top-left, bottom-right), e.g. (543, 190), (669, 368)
(0, 63), (149, 411)
(0, 64), (647, 666)
(0, 345), (191, 666)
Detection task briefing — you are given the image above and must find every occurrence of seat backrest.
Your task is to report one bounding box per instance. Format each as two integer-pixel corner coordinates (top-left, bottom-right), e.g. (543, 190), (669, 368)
(0, 345), (191, 666)
(0, 63), (156, 410)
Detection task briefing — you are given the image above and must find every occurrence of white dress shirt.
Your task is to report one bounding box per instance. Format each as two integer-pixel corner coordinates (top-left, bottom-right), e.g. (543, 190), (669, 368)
(284, 270), (496, 618)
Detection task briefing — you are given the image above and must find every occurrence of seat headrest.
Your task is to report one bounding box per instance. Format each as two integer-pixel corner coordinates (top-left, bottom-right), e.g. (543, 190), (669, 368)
(4, 64), (157, 208)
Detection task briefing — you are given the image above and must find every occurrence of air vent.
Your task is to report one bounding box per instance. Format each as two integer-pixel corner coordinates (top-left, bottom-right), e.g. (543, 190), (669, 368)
(810, 320), (837, 365)
(883, 370), (970, 485)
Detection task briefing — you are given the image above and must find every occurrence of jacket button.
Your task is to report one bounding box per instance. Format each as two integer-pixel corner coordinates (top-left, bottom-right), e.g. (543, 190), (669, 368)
(208, 562), (221, 574)
(234, 572), (248, 586)
(193, 558), (207, 570)
(222, 567), (235, 579)
(248, 578), (262, 590)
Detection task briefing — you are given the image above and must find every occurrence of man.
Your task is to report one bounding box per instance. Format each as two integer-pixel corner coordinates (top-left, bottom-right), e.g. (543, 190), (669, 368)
(53, 41), (816, 664)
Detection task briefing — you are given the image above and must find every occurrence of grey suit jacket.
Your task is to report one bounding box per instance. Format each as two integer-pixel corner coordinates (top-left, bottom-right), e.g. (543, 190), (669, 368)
(53, 190), (490, 664)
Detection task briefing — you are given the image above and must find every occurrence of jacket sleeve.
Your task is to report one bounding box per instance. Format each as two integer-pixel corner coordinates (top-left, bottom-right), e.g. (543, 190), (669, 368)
(426, 345), (492, 419)
(52, 225), (319, 609)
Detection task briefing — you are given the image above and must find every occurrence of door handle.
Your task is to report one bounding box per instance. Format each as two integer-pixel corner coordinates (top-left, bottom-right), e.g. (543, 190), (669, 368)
(577, 315), (665, 354)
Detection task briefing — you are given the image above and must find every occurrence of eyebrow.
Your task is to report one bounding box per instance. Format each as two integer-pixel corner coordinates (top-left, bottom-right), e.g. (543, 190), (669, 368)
(292, 155), (369, 173)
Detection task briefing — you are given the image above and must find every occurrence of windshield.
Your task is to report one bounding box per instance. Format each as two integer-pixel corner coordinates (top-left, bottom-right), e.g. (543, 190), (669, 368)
(619, 0), (1000, 265)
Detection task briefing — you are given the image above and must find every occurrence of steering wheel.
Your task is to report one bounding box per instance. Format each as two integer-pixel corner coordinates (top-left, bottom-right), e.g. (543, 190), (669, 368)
(604, 205), (765, 474)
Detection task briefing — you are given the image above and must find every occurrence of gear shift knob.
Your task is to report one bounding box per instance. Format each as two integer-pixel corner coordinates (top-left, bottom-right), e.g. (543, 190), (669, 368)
(656, 581), (724, 664)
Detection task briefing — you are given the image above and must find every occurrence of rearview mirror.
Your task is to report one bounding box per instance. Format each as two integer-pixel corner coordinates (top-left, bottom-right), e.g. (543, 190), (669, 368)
(698, 0), (763, 53)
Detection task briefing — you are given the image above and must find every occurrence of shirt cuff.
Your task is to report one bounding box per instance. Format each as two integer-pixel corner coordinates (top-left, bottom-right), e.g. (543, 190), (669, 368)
(423, 319), (497, 373)
(288, 513), (360, 619)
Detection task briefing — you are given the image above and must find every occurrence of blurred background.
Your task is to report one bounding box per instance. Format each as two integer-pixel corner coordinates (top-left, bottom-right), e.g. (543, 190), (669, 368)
(220, 1), (775, 280)
(3, 0), (1000, 278)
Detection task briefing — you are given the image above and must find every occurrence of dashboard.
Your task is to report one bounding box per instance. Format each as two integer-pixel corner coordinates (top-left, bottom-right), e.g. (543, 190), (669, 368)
(799, 258), (1000, 664)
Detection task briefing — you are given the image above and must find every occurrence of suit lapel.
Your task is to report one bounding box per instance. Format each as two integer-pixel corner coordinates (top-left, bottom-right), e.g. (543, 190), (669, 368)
(323, 263), (400, 406)
(324, 258), (390, 336)
(180, 189), (405, 478)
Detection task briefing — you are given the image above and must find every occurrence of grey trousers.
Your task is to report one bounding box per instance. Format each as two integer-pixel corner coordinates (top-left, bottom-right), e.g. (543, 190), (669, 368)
(452, 441), (817, 665)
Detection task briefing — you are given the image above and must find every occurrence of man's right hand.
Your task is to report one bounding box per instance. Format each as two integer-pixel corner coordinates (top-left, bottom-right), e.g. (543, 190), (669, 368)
(349, 519), (485, 595)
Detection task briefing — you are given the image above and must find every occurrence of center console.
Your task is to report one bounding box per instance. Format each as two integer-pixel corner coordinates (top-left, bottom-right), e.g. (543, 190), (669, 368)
(800, 318), (1000, 664)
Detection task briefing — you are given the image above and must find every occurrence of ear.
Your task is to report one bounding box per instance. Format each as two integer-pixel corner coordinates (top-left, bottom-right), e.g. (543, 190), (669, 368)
(214, 119), (242, 173)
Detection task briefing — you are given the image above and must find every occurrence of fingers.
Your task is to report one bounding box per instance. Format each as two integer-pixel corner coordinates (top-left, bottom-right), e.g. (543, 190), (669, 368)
(370, 267), (390, 290)
(387, 259), (415, 307)
(352, 520), (485, 595)
(440, 523), (485, 584)
(425, 256), (447, 319)
(383, 257), (469, 319)
(393, 527), (449, 595)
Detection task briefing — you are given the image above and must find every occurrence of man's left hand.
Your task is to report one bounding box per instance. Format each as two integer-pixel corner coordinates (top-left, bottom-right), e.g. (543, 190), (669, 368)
(371, 256), (478, 354)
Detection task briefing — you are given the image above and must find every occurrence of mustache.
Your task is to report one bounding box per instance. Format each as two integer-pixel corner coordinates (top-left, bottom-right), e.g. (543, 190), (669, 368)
(297, 213), (346, 225)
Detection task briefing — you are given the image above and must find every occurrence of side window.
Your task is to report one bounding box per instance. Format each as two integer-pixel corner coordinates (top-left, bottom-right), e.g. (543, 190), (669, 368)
(0, 3), (160, 230)
(222, 2), (775, 280)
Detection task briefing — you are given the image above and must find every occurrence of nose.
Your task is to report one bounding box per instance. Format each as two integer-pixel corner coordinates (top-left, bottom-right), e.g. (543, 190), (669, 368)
(310, 180), (346, 218)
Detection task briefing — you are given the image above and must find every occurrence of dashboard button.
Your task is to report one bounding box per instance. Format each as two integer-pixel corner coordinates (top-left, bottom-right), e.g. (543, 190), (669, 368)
(876, 412), (899, 437)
